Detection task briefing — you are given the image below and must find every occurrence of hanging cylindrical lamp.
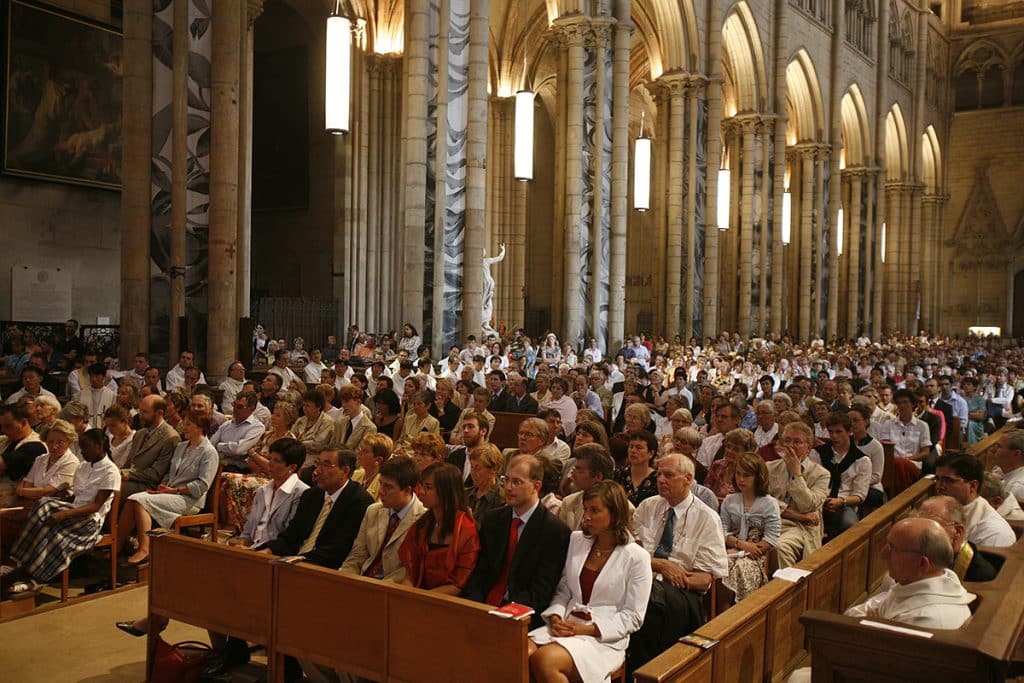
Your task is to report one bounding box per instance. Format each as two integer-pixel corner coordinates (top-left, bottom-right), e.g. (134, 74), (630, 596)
(514, 89), (535, 181)
(634, 112), (651, 211)
(781, 191), (792, 246)
(717, 156), (731, 231)
(325, 6), (352, 135)
(880, 221), (887, 263)
(836, 207), (844, 256)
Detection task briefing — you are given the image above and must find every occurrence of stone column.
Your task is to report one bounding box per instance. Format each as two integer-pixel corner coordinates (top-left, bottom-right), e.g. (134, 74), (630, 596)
(661, 74), (687, 333)
(401, 0), (430, 331)
(872, 172), (885, 340)
(846, 170), (863, 337)
(463, 0), (490, 339)
(862, 169), (877, 334)
(552, 16), (589, 347)
(738, 116), (757, 338)
(684, 77), (702, 338)
(170, 0), (188, 361)
(799, 148), (814, 341)
(206, 0), (242, 381)
(826, 0), (845, 340)
(874, 0), (889, 339)
(366, 56), (384, 333)
(770, 0), (788, 336)
(607, 10), (632, 350)
(236, 1), (263, 322)
(758, 119), (772, 334)
(908, 184), (922, 333)
(589, 19), (613, 341)
(120, 0), (151, 356)
(703, 0), (724, 337)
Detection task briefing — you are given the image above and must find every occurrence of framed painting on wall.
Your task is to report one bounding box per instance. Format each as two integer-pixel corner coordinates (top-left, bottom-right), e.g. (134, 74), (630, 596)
(2, 0), (122, 189)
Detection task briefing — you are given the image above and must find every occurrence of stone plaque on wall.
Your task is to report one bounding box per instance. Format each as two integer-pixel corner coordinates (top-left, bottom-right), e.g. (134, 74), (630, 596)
(11, 266), (72, 322)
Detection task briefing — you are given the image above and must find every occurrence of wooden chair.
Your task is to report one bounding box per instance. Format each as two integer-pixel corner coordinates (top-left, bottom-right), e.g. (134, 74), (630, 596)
(61, 491), (120, 601)
(172, 465), (222, 541)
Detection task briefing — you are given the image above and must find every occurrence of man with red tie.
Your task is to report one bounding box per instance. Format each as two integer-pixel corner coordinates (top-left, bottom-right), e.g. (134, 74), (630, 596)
(463, 454), (570, 627)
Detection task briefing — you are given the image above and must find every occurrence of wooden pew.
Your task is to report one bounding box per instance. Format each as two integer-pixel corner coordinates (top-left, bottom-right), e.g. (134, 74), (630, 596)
(801, 537), (1024, 681)
(633, 477), (935, 683)
(271, 561), (530, 683)
(490, 410), (528, 450)
(968, 423), (1015, 469)
(146, 532), (278, 680)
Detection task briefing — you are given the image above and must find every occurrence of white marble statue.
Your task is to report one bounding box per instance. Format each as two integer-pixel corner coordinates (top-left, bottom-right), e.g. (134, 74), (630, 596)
(482, 243), (506, 335)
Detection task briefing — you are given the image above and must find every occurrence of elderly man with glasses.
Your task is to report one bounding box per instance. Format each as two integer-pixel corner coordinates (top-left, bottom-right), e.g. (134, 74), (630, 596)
(765, 422), (831, 568)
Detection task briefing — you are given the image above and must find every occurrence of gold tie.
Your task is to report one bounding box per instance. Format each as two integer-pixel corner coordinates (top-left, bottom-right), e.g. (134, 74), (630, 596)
(299, 496), (333, 555)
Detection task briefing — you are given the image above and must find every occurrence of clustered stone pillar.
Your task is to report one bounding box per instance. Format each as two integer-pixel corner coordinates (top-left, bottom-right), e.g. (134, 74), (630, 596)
(844, 169), (865, 337)
(120, 0), (152, 358)
(660, 74), (687, 334)
(607, 8), (632, 350)
(703, 0), (724, 337)
(462, 0), (490, 339)
(206, 0), (243, 381)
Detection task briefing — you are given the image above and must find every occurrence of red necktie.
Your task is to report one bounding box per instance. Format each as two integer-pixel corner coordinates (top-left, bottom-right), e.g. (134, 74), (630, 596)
(364, 511), (401, 578)
(486, 517), (523, 606)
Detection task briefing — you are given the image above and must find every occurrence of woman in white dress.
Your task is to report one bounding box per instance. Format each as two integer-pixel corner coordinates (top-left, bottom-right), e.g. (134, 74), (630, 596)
(103, 405), (135, 468)
(529, 481), (652, 683)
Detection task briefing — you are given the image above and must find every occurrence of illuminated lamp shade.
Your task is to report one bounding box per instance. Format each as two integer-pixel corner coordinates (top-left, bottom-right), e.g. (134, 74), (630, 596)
(836, 207), (844, 256)
(717, 168), (731, 230)
(514, 90), (534, 181)
(634, 137), (651, 211)
(325, 14), (352, 135)
(881, 221), (887, 263)
(781, 191), (792, 246)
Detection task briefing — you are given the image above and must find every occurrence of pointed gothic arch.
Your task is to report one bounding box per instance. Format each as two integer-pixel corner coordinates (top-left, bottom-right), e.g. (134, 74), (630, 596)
(884, 103), (909, 181)
(721, 2), (768, 116)
(840, 84), (871, 166)
(785, 49), (825, 143)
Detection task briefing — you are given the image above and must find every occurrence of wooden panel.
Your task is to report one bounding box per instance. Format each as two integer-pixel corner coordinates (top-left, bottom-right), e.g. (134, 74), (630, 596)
(634, 643), (708, 683)
(841, 537), (870, 607)
(867, 521), (892, 590)
(765, 581), (807, 682)
(273, 563), (388, 681)
(807, 558), (842, 614)
(148, 533), (273, 643)
(713, 611), (766, 683)
(664, 651), (713, 683)
(387, 587), (528, 683)
(489, 411), (524, 450)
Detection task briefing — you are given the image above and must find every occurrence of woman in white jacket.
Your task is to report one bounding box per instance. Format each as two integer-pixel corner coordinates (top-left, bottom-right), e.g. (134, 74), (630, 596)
(529, 481), (653, 683)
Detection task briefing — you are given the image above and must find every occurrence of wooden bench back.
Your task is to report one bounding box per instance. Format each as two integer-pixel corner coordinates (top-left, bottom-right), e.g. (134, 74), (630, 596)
(802, 536), (1024, 681)
(633, 477), (935, 683)
(489, 411), (526, 450)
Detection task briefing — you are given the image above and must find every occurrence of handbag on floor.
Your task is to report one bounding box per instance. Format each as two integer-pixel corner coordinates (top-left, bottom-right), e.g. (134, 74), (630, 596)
(150, 638), (212, 683)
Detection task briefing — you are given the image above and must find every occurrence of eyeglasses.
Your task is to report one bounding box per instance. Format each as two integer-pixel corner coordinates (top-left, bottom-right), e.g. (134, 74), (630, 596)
(518, 431), (541, 439)
(933, 475), (965, 486)
(499, 475), (532, 487)
(780, 437), (806, 446)
(884, 542), (922, 555)
(314, 461), (339, 470)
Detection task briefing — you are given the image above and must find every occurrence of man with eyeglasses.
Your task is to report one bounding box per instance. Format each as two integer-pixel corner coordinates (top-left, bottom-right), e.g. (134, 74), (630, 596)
(993, 429), (1024, 506)
(933, 453), (1015, 548)
(787, 517), (976, 683)
(463, 454), (570, 626)
(915, 495), (997, 583)
(765, 422), (830, 568)
(257, 447), (373, 568)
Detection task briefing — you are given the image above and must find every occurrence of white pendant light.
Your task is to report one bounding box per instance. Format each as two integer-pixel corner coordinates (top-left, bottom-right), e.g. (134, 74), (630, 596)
(514, 89), (534, 181)
(836, 207), (844, 256)
(781, 191), (792, 246)
(325, 9), (352, 135)
(717, 167), (731, 231)
(634, 112), (651, 211)
(880, 221), (887, 263)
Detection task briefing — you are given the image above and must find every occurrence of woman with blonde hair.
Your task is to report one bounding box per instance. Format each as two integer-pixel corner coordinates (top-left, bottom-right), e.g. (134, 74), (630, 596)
(352, 433), (394, 501)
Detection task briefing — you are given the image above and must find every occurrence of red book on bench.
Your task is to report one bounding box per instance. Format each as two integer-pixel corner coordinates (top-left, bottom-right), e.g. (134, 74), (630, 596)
(489, 602), (535, 620)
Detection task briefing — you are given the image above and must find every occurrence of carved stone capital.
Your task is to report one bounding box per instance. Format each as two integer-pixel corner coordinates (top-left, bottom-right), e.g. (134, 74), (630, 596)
(589, 18), (615, 48)
(247, 0), (264, 24)
(549, 16), (591, 49)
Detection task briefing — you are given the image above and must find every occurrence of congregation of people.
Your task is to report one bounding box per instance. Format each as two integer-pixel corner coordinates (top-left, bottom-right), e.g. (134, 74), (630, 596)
(3, 319), (1024, 682)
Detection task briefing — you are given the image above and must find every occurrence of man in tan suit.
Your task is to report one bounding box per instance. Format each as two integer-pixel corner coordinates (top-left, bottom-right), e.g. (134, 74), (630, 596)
(120, 394), (181, 499)
(766, 421), (830, 568)
(341, 455), (425, 582)
(333, 384), (376, 450)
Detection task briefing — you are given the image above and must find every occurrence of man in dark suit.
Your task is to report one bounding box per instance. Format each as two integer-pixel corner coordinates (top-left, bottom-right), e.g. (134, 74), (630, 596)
(504, 373), (539, 414)
(486, 370), (510, 412)
(463, 454), (570, 626)
(258, 447), (372, 569)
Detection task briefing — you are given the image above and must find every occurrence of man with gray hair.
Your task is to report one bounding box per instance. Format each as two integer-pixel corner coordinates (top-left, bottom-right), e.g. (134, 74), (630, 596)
(993, 429), (1024, 507)
(629, 451), (728, 672)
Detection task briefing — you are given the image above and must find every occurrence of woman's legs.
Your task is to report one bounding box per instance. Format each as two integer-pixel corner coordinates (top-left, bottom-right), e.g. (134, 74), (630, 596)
(116, 500), (138, 555)
(126, 503), (152, 563)
(529, 643), (580, 683)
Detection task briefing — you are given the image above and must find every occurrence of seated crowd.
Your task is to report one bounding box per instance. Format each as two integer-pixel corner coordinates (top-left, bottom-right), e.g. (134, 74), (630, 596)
(2, 322), (1024, 681)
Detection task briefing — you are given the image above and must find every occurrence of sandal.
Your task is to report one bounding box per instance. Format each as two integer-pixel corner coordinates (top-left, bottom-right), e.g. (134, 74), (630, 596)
(127, 552), (150, 566)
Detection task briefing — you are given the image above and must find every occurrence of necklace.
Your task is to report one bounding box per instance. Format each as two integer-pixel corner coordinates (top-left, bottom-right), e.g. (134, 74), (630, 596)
(592, 544), (615, 558)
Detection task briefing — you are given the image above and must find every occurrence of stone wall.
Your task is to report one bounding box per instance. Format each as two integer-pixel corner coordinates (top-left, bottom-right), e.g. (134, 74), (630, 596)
(0, 0), (121, 323)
